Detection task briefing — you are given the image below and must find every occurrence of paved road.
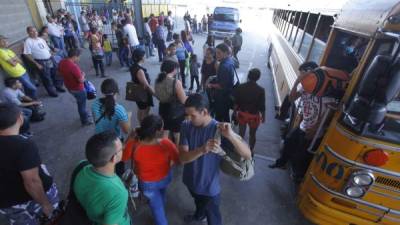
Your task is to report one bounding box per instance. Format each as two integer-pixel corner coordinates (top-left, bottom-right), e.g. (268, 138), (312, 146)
(1, 8), (311, 225)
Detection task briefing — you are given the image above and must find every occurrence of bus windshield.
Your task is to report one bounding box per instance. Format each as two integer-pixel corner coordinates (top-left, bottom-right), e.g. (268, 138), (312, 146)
(341, 40), (400, 144)
(214, 12), (238, 22)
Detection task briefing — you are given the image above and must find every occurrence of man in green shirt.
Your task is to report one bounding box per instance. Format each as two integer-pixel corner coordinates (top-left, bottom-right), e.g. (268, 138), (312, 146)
(74, 131), (131, 225)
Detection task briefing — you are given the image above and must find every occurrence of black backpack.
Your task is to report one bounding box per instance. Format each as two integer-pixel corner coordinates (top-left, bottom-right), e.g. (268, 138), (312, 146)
(29, 105), (46, 122)
(55, 161), (93, 225)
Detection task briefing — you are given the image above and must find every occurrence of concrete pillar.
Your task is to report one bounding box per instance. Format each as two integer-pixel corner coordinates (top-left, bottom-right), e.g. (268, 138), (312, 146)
(26, 0), (48, 28)
(133, 0), (145, 38)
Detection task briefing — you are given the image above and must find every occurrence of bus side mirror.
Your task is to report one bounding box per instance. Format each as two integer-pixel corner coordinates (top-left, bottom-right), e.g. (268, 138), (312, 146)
(377, 57), (400, 103)
(346, 55), (392, 125)
(358, 55), (391, 99)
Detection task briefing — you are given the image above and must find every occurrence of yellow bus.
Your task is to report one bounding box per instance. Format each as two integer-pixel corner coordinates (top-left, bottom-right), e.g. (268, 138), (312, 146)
(269, 0), (400, 224)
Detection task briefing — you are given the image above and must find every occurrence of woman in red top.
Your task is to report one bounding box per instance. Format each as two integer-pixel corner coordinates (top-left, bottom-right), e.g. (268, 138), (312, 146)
(130, 114), (179, 225)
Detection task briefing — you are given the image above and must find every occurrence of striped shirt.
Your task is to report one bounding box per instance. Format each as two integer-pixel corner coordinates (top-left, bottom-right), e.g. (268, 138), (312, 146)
(91, 98), (128, 137)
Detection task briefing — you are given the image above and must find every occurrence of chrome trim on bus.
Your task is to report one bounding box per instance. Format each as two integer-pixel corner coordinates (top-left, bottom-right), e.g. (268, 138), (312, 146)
(335, 125), (400, 152)
(383, 215), (400, 223)
(310, 174), (398, 214)
(373, 183), (400, 194)
(369, 189), (400, 200)
(324, 145), (400, 178)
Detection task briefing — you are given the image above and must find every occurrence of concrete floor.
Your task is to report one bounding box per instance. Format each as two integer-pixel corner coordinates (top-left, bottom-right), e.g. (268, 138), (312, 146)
(0, 9), (311, 225)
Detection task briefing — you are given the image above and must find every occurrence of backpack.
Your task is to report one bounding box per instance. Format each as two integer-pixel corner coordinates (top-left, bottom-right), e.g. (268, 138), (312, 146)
(55, 161), (93, 225)
(301, 66), (350, 99)
(29, 104), (46, 122)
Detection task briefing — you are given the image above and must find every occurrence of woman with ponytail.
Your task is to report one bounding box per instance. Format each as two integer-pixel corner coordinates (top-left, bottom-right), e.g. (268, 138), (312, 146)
(130, 48), (154, 123)
(154, 60), (187, 144)
(125, 114), (179, 225)
(91, 78), (131, 138)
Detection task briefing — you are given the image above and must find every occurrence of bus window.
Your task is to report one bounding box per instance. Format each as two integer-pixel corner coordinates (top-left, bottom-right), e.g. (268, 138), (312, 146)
(308, 15), (334, 63)
(287, 11), (298, 41)
(299, 13), (320, 59)
(284, 11), (295, 39)
(289, 12), (302, 44)
(293, 12), (309, 51)
(325, 31), (368, 73)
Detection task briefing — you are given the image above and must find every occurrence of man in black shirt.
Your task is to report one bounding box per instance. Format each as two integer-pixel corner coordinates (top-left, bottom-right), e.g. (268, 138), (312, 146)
(0, 103), (59, 225)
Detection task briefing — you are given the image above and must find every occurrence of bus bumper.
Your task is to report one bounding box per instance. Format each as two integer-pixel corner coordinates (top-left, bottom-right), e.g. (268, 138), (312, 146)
(299, 193), (378, 225)
(209, 30), (234, 39)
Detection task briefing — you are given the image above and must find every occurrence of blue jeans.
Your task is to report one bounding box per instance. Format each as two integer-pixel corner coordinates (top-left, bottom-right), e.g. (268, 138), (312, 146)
(156, 40), (166, 62)
(105, 52), (112, 65)
(139, 171), (172, 225)
(70, 90), (89, 124)
(120, 47), (130, 67)
(117, 48), (125, 66)
(21, 107), (32, 119)
(189, 190), (222, 225)
(50, 35), (65, 54)
(36, 60), (58, 96)
(18, 73), (37, 99)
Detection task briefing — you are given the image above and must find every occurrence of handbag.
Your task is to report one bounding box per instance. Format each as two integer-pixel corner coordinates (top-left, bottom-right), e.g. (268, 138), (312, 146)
(168, 79), (185, 120)
(214, 133), (255, 181)
(125, 82), (148, 102)
(84, 80), (96, 100)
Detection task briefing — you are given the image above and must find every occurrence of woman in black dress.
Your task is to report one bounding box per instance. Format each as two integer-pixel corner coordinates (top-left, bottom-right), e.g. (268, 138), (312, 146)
(130, 48), (155, 122)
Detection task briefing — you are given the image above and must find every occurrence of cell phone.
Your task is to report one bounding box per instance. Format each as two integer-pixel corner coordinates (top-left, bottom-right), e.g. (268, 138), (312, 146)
(214, 128), (221, 142)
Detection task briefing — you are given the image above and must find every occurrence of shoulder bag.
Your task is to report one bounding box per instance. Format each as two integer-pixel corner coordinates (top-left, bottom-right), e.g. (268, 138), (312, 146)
(125, 67), (149, 102)
(215, 133), (255, 181)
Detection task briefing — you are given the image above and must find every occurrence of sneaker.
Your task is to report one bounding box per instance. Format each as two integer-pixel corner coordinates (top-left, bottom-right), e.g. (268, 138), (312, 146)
(268, 162), (287, 169)
(49, 93), (58, 97)
(56, 87), (66, 93)
(183, 215), (207, 224)
(21, 132), (34, 138)
(291, 173), (304, 184)
(82, 121), (94, 126)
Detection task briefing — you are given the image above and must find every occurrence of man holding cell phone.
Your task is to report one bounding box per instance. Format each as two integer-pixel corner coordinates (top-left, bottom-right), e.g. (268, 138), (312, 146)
(179, 93), (251, 225)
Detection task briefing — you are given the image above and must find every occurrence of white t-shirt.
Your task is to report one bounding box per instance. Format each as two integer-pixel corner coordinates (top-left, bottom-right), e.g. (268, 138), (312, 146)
(167, 16), (174, 26)
(2, 87), (25, 105)
(79, 15), (90, 31)
(47, 22), (63, 37)
(123, 24), (139, 47)
(144, 23), (152, 37)
(185, 20), (191, 33)
(299, 92), (336, 132)
(23, 37), (52, 60)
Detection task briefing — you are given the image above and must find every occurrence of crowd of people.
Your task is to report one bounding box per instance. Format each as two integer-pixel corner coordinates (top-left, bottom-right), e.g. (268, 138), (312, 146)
(0, 6), (280, 225)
